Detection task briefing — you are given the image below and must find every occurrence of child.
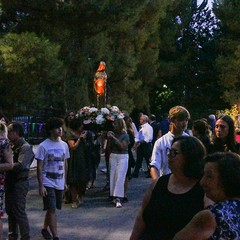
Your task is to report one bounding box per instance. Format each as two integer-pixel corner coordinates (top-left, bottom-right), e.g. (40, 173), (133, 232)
(36, 117), (70, 240)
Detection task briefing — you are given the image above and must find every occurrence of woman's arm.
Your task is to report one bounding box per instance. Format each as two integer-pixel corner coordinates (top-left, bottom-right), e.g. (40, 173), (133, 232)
(173, 210), (216, 240)
(107, 131), (129, 151)
(130, 180), (157, 240)
(68, 131), (87, 150)
(0, 146), (13, 171)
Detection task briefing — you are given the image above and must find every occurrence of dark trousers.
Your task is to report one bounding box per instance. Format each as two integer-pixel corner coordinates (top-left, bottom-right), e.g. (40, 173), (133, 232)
(5, 180), (30, 240)
(133, 142), (152, 175)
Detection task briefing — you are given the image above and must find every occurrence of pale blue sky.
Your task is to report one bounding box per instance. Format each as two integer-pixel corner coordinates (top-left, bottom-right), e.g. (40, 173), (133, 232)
(198, 0), (212, 8)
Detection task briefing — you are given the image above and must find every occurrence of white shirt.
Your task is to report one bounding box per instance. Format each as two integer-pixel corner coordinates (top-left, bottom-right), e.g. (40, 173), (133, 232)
(35, 138), (70, 190)
(137, 122), (153, 143)
(150, 131), (188, 176)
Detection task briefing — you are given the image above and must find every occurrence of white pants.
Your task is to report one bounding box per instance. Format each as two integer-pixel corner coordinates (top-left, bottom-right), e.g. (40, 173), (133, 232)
(109, 153), (128, 198)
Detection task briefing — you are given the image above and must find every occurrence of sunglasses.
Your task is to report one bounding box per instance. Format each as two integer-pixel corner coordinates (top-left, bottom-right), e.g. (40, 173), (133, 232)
(166, 147), (182, 158)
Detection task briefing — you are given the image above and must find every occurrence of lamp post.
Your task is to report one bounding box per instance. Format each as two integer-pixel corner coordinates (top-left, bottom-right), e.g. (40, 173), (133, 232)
(94, 61), (107, 108)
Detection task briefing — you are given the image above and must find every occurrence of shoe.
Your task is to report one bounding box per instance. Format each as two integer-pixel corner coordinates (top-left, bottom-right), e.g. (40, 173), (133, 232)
(116, 201), (122, 208)
(71, 202), (79, 209)
(122, 197), (128, 203)
(41, 229), (52, 239)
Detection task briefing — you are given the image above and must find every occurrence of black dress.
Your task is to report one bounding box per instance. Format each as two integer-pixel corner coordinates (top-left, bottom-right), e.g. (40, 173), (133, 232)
(142, 174), (204, 240)
(66, 133), (87, 193)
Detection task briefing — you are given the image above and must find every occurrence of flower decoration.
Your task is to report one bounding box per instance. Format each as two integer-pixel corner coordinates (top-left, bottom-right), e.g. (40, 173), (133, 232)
(77, 105), (123, 126)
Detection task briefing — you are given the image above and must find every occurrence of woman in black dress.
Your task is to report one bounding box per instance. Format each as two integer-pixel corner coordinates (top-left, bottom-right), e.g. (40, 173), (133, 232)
(66, 118), (87, 208)
(130, 136), (207, 240)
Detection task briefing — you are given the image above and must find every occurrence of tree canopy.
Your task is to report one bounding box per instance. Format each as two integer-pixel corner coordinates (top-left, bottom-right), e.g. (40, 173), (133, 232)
(0, 0), (237, 119)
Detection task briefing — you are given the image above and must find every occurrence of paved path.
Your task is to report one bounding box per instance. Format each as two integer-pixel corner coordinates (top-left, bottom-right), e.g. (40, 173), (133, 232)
(3, 159), (152, 240)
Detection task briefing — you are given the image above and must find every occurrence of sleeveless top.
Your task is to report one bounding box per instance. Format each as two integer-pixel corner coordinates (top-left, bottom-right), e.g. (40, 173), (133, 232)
(142, 174), (204, 240)
(208, 200), (240, 240)
(110, 133), (129, 154)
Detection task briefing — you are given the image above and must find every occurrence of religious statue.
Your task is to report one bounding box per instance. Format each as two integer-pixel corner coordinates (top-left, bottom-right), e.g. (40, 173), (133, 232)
(94, 61), (107, 107)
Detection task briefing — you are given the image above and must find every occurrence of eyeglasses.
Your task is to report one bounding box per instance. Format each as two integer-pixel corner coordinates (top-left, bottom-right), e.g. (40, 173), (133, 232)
(215, 124), (227, 129)
(166, 147), (182, 158)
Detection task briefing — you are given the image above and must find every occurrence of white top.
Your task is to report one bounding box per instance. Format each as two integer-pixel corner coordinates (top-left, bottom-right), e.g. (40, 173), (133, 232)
(137, 122), (153, 143)
(35, 138), (70, 190)
(150, 131), (188, 176)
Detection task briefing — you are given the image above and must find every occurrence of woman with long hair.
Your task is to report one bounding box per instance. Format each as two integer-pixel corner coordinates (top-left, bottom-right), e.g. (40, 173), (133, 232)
(107, 118), (129, 208)
(66, 118), (88, 208)
(210, 114), (240, 153)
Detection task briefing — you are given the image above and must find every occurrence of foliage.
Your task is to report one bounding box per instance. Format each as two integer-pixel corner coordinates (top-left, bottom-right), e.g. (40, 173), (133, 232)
(150, 0), (223, 114)
(0, 32), (63, 115)
(216, 104), (238, 119)
(213, 0), (240, 106)
(0, 0), (235, 118)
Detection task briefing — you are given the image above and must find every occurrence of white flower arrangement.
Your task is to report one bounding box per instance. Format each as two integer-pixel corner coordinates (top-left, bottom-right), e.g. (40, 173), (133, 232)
(89, 107), (98, 113)
(110, 106), (119, 112)
(96, 114), (105, 125)
(77, 105), (123, 126)
(101, 107), (110, 115)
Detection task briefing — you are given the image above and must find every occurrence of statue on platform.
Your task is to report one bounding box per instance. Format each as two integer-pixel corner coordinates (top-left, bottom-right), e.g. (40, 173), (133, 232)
(94, 61), (107, 108)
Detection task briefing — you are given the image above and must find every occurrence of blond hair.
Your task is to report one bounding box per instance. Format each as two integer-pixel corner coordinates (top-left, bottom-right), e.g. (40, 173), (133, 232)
(0, 122), (8, 138)
(169, 106), (190, 122)
(114, 118), (127, 133)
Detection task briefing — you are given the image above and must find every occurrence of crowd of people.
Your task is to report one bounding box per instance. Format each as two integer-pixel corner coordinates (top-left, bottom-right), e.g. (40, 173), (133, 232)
(0, 105), (239, 239)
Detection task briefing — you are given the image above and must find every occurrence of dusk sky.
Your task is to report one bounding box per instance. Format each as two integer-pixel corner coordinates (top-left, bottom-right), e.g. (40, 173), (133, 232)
(198, 0), (213, 8)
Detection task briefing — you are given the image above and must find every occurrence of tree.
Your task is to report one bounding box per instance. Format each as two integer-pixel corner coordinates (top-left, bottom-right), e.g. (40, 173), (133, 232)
(0, 0), (171, 114)
(151, 0), (223, 116)
(0, 32), (63, 115)
(213, 0), (240, 110)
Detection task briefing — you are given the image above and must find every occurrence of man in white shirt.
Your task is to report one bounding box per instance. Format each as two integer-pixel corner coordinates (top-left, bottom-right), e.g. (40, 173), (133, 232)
(150, 106), (190, 180)
(132, 115), (153, 178)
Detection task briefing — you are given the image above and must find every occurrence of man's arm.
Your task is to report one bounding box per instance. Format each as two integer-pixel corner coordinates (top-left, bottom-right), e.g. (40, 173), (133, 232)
(12, 144), (34, 171)
(149, 165), (159, 180)
(37, 160), (47, 197)
(149, 140), (162, 180)
(173, 210), (216, 240)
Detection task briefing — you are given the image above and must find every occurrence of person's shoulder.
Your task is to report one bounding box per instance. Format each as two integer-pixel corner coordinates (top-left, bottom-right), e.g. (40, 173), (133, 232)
(154, 174), (171, 190)
(191, 209), (216, 228)
(58, 139), (69, 147)
(210, 199), (240, 212)
(158, 173), (171, 182)
(154, 131), (172, 144)
(182, 131), (189, 136)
